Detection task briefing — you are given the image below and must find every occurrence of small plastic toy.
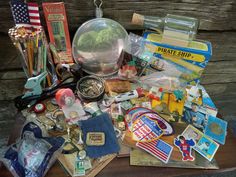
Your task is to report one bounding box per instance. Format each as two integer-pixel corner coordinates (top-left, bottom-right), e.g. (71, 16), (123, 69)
(186, 84), (203, 106)
(22, 71), (48, 98)
(174, 135), (195, 161)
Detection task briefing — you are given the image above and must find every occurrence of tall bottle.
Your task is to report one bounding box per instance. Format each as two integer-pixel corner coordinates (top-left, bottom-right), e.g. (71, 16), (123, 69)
(132, 13), (199, 46)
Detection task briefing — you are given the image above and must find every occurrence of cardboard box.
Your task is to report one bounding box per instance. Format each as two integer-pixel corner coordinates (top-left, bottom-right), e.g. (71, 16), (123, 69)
(143, 31), (212, 83)
(43, 2), (73, 64)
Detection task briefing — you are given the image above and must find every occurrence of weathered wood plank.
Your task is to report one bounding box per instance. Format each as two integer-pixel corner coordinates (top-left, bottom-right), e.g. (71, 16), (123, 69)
(0, 101), (17, 155)
(201, 73), (236, 85)
(0, 34), (20, 71)
(0, 70), (26, 80)
(203, 61), (236, 74)
(1, 0), (236, 33)
(203, 83), (236, 121)
(0, 79), (25, 100)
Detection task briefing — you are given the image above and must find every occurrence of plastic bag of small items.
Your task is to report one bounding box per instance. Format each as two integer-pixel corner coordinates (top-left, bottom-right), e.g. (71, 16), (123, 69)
(0, 121), (65, 177)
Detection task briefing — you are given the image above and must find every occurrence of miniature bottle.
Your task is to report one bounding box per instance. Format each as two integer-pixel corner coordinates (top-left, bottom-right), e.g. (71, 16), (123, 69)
(132, 13), (199, 45)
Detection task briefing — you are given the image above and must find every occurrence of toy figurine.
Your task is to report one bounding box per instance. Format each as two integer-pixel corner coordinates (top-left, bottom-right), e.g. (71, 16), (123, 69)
(186, 84), (203, 106)
(174, 135), (195, 161)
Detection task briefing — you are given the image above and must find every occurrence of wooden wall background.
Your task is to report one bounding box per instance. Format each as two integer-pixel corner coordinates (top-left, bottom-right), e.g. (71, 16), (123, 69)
(0, 0), (236, 130)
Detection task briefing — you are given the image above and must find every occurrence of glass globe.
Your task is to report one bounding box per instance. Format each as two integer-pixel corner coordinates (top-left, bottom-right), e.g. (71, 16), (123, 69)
(72, 18), (128, 76)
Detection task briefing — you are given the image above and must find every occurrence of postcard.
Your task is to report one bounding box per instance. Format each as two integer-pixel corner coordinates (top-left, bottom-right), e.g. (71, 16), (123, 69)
(182, 125), (219, 161)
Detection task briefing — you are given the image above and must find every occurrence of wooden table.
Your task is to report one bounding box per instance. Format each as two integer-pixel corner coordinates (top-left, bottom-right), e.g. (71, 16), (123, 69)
(1, 113), (236, 177)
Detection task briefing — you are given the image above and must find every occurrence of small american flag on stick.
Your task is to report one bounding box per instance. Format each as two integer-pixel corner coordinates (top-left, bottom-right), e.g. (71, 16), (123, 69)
(10, 0), (41, 32)
(136, 139), (173, 163)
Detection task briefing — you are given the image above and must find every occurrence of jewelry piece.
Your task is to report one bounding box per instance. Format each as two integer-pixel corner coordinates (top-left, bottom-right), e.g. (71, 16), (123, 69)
(77, 131), (84, 145)
(77, 150), (87, 160)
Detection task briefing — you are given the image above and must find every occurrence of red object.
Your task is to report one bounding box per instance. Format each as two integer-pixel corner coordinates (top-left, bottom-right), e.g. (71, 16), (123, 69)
(55, 88), (75, 107)
(119, 64), (137, 78)
(27, 3), (41, 29)
(136, 87), (144, 97)
(42, 2), (73, 64)
(33, 103), (46, 113)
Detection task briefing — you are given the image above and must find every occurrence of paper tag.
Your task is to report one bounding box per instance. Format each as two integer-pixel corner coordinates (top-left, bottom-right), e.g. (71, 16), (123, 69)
(83, 157), (92, 170)
(74, 159), (85, 176)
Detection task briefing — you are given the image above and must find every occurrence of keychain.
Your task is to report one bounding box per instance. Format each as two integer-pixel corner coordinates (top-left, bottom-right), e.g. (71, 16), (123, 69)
(94, 0), (103, 18)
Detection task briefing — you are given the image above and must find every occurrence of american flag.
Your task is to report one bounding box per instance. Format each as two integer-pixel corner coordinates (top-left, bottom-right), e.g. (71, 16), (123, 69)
(27, 2), (41, 28)
(136, 139), (173, 163)
(10, 0), (41, 32)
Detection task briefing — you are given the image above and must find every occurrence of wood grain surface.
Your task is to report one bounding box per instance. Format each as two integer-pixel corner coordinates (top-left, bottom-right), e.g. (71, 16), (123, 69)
(1, 0), (236, 33)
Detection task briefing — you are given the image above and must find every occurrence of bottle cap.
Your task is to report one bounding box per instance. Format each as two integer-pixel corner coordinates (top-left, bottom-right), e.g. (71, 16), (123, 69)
(33, 103), (46, 113)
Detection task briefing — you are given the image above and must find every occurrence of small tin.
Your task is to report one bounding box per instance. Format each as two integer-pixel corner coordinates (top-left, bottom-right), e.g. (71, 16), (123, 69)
(77, 75), (105, 101)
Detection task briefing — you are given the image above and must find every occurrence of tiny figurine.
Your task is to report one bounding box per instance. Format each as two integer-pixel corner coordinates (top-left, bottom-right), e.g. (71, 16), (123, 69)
(22, 71), (48, 98)
(174, 135), (195, 161)
(186, 84), (203, 106)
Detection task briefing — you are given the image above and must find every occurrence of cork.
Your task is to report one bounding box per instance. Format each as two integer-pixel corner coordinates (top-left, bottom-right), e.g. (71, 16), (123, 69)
(132, 13), (144, 26)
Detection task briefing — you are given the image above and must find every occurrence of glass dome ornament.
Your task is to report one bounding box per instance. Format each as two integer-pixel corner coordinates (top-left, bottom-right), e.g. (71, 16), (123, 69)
(72, 18), (128, 76)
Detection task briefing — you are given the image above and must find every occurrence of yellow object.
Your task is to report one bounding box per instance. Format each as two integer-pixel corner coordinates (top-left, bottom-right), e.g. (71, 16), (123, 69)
(151, 99), (161, 108)
(161, 92), (186, 116)
(146, 33), (208, 51)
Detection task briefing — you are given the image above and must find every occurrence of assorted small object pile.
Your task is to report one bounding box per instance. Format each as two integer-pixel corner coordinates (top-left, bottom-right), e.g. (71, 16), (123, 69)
(0, 1), (228, 177)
